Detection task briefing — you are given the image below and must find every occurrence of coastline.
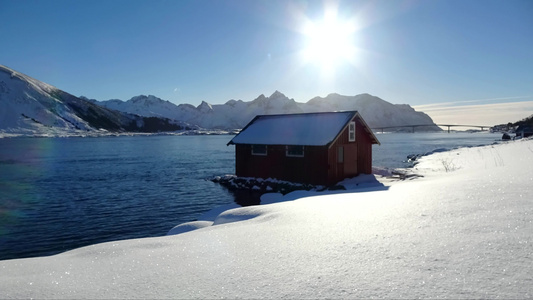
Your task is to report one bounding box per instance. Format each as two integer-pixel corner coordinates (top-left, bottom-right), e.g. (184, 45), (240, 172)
(0, 129), (237, 139)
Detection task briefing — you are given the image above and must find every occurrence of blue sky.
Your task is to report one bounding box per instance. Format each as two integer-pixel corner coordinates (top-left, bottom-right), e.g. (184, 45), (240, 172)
(1, 0), (532, 125)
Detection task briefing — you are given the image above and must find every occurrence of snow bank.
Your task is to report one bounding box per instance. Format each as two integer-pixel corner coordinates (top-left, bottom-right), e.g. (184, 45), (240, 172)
(1, 139), (532, 299)
(413, 140), (520, 175)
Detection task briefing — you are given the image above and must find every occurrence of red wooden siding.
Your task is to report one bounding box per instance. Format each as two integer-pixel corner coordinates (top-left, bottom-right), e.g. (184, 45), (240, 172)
(235, 144), (329, 185)
(326, 116), (361, 184)
(356, 117), (373, 174)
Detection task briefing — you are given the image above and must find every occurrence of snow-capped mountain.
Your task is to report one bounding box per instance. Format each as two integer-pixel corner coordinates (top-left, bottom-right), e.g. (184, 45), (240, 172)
(1, 64), (439, 135)
(305, 93), (438, 130)
(96, 91), (440, 131)
(0, 65), (191, 136)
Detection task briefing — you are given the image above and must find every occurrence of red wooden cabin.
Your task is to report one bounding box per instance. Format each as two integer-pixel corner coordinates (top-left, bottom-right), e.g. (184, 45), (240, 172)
(227, 111), (380, 186)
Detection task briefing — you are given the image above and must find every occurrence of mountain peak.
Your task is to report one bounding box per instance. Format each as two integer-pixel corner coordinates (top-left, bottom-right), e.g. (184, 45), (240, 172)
(249, 94), (267, 106)
(326, 93), (341, 98)
(269, 90), (286, 99)
(130, 95), (147, 103)
(197, 101), (213, 113)
(130, 94), (162, 102)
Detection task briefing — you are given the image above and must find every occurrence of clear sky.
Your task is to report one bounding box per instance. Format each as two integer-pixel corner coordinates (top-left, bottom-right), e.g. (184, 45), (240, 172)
(1, 0), (532, 125)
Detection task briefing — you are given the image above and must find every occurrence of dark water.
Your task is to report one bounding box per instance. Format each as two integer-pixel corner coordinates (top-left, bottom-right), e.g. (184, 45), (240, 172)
(0, 132), (500, 260)
(0, 135), (236, 260)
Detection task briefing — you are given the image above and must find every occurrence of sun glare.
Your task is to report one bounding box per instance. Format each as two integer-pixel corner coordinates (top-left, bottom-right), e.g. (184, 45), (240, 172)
(301, 14), (358, 72)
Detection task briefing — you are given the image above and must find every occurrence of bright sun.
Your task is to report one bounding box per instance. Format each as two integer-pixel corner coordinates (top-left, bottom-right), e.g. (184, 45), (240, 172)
(301, 14), (357, 72)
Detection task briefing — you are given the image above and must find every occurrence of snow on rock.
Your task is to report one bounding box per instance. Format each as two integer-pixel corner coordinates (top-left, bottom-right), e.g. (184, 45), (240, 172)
(210, 175), (328, 195)
(1, 139), (532, 299)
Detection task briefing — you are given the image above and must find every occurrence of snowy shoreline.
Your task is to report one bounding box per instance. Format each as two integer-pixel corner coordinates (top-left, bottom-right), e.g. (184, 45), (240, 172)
(0, 129), (237, 139)
(1, 138), (532, 299)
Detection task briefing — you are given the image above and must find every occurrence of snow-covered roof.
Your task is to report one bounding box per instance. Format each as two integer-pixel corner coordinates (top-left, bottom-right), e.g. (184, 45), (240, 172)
(228, 111), (377, 146)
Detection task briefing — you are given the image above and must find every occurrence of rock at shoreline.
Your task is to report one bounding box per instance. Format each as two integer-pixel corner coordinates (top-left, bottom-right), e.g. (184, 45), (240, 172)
(209, 175), (329, 195)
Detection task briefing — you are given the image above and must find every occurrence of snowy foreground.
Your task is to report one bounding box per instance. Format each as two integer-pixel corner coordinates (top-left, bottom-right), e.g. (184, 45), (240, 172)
(1, 140), (532, 298)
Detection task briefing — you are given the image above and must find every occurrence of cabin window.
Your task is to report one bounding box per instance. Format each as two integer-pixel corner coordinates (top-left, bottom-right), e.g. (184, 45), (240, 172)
(337, 146), (344, 163)
(286, 145), (304, 157)
(251, 144), (267, 156)
(349, 121), (356, 142)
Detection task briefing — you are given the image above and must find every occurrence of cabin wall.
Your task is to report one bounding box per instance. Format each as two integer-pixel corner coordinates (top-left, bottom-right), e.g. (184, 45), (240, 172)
(327, 118), (358, 185)
(326, 116), (374, 184)
(356, 119), (373, 174)
(235, 144), (329, 185)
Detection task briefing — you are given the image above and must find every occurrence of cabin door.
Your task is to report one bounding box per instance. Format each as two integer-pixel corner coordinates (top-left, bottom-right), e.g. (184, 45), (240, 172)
(337, 146), (344, 180)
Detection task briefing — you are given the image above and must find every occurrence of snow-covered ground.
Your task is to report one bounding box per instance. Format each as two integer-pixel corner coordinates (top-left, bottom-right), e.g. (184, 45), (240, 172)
(1, 139), (532, 299)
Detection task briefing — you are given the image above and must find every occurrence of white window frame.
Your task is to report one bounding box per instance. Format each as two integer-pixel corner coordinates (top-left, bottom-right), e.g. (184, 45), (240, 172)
(286, 145), (304, 157)
(251, 144), (267, 156)
(348, 121), (356, 142)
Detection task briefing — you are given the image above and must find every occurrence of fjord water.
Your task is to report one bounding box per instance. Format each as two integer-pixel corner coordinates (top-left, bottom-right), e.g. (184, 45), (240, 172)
(0, 133), (500, 260)
(0, 135), (236, 260)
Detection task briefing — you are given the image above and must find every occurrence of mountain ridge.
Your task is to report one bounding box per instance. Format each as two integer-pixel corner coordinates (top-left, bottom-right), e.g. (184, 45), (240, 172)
(95, 90), (441, 131)
(1, 64), (441, 135)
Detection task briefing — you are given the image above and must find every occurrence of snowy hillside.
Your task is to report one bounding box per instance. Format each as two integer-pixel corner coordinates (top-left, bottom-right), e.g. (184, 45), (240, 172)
(96, 91), (441, 131)
(0, 65), (192, 136)
(1, 138), (531, 298)
(0, 65), (96, 135)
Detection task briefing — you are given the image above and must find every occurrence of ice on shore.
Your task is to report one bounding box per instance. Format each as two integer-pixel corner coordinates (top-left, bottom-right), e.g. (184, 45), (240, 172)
(1, 139), (532, 299)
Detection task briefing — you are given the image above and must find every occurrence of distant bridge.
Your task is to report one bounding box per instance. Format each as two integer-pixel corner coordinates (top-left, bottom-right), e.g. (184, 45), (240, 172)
(371, 124), (492, 133)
